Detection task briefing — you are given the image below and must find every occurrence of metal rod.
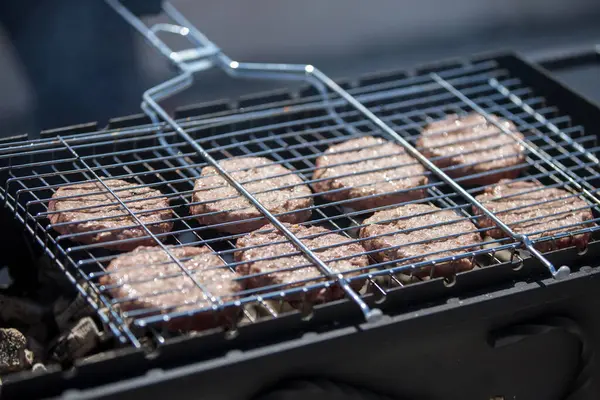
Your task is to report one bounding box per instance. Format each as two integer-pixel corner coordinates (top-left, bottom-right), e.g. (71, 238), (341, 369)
(0, 1), (590, 347)
(57, 137), (224, 318)
(308, 68), (570, 279)
(33, 0), (599, 285)
(433, 73), (600, 208)
(0, 72), (597, 345)
(103, 0), (384, 322)
(142, 81), (381, 322)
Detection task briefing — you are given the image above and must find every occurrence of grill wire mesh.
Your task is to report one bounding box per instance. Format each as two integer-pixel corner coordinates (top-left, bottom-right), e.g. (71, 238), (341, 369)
(1, 58), (599, 347)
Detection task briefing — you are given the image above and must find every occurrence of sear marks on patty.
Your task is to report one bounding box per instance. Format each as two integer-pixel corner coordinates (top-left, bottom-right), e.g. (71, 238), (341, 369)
(191, 157), (313, 234)
(474, 180), (594, 252)
(417, 113), (526, 185)
(48, 179), (173, 251)
(100, 246), (241, 331)
(360, 203), (482, 278)
(235, 224), (369, 303)
(313, 136), (428, 211)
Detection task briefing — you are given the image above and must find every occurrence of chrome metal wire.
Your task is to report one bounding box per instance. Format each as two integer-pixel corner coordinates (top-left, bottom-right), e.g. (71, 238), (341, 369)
(0, 1), (595, 347)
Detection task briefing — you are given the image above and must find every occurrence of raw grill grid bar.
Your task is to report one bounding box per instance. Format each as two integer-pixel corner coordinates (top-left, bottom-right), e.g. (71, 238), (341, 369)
(0, 56), (598, 345)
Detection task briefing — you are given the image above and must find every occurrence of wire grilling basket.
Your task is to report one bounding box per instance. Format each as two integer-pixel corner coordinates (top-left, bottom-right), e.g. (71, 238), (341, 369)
(0, 1), (599, 348)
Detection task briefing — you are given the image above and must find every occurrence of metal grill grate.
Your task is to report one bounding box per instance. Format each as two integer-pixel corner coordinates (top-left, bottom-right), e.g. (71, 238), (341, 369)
(1, 57), (599, 347)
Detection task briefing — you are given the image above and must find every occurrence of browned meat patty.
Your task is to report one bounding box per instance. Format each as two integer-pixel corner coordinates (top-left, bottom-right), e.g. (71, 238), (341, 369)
(417, 113), (526, 186)
(48, 179), (173, 251)
(474, 180), (594, 252)
(235, 224), (369, 303)
(100, 246), (241, 331)
(313, 136), (428, 211)
(360, 203), (482, 278)
(191, 157), (313, 234)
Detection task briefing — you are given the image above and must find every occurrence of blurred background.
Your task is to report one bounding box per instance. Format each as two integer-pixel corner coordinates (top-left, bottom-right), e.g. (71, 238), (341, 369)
(0, 0), (599, 138)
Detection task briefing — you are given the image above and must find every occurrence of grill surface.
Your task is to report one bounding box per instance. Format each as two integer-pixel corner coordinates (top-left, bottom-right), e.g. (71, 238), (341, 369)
(1, 54), (599, 348)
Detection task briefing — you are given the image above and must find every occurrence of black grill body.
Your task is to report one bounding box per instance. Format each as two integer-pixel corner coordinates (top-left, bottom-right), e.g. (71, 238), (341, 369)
(1, 51), (600, 400)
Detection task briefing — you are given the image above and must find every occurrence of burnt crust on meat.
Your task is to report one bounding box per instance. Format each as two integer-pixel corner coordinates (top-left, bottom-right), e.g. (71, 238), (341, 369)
(100, 246), (241, 332)
(474, 180), (593, 252)
(417, 113), (526, 186)
(234, 224), (369, 303)
(359, 203), (482, 278)
(312, 136), (428, 211)
(190, 157), (313, 234)
(48, 179), (173, 251)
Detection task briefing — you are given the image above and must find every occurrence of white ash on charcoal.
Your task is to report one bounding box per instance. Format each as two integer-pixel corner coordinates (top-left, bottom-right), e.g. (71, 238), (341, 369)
(31, 363), (46, 373)
(0, 294), (47, 326)
(252, 274), (379, 319)
(49, 317), (104, 363)
(25, 336), (46, 363)
(481, 237), (526, 265)
(239, 304), (261, 325)
(80, 351), (113, 365)
(255, 300), (295, 318)
(53, 291), (96, 332)
(0, 328), (33, 374)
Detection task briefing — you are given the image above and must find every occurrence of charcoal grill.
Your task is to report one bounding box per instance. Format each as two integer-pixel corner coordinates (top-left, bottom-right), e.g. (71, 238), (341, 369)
(1, 2), (600, 399)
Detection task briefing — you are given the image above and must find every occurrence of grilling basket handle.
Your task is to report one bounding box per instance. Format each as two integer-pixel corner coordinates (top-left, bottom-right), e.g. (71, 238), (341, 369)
(104, 0), (384, 323)
(489, 315), (594, 400)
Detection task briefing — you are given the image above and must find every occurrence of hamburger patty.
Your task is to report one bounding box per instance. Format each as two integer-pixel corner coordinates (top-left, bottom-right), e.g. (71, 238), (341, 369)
(100, 246), (241, 331)
(48, 179), (173, 251)
(313, 136), (428, 210)
(417, 113), (526, 185)
(191, 157), (313, 234)
(474, 180), (594, 252)
(235, 224), (369, 303)
(360, 203), (482, 278)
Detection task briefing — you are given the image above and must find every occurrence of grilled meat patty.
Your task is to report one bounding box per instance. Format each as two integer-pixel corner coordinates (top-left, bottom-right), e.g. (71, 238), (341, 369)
(313, 136), (428, 211)
(100, 246), (241, 331)
(191, 157), (313, 234)
(48, 179), (173, 251)
(474, 180), (593, 252)
(417, 113), (526, 185)
(235, 224), (369, 303)
(360, 203), (482, 278)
